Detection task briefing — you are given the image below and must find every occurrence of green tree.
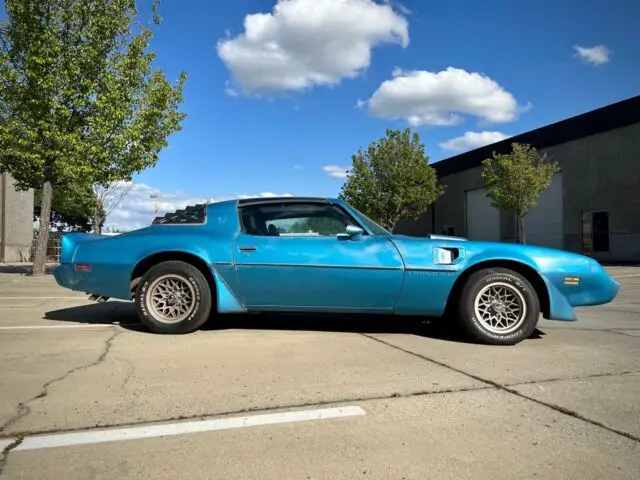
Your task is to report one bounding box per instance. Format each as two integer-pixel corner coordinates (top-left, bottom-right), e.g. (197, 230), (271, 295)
(34, 182), (100, 232)
(339, 128), (444, 231)
(481, 143), (560, 244)
(0, 0), (187, 274)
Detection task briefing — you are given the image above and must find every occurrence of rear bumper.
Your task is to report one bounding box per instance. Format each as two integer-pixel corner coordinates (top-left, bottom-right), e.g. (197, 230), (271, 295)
(54, 263), (133, 300)
(53, 264), (79, 291)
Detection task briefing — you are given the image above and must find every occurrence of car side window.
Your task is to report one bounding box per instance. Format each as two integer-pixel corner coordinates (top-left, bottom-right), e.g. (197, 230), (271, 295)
(240, 202), (362, 237)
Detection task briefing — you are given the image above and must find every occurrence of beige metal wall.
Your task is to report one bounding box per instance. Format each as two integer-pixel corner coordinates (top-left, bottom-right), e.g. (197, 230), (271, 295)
(0, 173), (34, 263)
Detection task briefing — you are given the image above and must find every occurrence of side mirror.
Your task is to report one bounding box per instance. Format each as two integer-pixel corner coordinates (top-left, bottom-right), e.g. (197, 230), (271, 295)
(338, 225), (364, 239)
(346, 225), (364, 236)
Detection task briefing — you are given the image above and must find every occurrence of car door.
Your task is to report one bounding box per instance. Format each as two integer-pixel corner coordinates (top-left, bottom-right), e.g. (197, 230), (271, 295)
(233, 200), (405, 312)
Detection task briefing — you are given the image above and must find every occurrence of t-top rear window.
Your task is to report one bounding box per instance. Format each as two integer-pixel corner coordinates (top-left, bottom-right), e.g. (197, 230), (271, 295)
(152, 204), (206, 225)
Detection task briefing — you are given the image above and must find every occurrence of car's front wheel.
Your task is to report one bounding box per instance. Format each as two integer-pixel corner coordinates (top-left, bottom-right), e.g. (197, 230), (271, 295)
(135, 261), (212, 334)
(457, 267), (540, 345)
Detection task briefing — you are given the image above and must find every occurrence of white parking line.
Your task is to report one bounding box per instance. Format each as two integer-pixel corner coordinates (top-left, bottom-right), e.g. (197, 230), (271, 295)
(0, 324), (125, 330)
(7, 406), (366, 452)
(613, 273), (640, 279)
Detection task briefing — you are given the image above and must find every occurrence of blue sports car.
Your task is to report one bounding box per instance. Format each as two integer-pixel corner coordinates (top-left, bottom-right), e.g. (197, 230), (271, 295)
(54, 196), (620, 345)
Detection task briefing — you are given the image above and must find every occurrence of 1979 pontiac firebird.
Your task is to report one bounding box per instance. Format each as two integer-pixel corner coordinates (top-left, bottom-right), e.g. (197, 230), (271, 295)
(54, 197), (620, 345)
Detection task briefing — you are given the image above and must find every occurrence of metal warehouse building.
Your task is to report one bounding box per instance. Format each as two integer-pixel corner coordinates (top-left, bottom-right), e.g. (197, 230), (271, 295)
(397, 95), (640, 263)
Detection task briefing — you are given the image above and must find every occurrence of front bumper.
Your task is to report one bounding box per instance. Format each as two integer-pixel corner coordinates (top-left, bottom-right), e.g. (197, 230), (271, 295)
(543, 259), (620, 321)
(583, 258), (621, 305)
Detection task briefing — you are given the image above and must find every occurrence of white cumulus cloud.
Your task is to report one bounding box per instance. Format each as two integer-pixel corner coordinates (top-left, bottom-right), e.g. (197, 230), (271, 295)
(322, 165), (350, 178)
(360, 67), (521, 126)
(573, 44), (611, 66)
(439, 131), (511, 154)
(217, 0), (409, 95)
(104, 184), (292, 232)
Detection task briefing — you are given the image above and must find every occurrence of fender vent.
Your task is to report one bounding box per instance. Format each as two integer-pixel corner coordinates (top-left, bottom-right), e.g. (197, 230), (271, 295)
(433, 247), (461, 265)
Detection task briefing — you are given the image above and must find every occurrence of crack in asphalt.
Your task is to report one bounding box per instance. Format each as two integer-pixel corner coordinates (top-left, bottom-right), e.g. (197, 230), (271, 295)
(0, 384), (495, 442)
(0, 328), (122, 433)
(505, 370), (640, 386)
(116, 356), (136, 392)
(542, 326), (640, 339)
(543, 325), (640, 333)
(0, 437), (23, 476)
(605, 330), (640, 339)
(361, 334), (640, 444)
(0, 329), (122, 476)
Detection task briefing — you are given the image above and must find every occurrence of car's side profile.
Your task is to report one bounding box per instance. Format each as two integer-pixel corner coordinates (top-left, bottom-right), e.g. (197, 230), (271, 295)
(54, 197), (620, 345)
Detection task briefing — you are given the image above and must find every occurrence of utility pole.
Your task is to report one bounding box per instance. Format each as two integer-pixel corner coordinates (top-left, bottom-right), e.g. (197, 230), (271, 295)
(150, 193), (163, 217)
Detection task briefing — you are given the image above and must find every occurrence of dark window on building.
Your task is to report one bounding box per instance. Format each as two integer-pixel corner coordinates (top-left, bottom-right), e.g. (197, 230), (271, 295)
(592, 211), (610, 252)
(443, 225), (456, 236)
(153, 204), (206, 225)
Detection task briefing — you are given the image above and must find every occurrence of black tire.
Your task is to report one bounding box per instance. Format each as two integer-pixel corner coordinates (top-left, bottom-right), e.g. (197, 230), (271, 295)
(135, 261), (212, 334)
(457, 268), (540, 345)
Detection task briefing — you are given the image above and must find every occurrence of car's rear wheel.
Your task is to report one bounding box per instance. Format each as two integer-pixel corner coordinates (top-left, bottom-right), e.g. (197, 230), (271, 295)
(135, 261), (212, 334)
(457, 267), (540, 345)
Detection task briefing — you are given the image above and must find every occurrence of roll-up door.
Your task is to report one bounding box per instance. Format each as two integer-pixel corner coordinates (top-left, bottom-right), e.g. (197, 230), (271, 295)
(465, 187), (500, 241)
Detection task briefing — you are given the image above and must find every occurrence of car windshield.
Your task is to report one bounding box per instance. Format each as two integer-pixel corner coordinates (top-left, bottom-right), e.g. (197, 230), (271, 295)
(350, 207), (391, 236)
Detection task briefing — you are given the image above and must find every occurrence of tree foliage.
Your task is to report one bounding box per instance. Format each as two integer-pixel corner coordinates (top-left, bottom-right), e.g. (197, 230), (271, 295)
(339, 128), (444, 231)
(481, 143), (560, 244)
(0, 0), (187, 273)
(34, 182), (100, 232)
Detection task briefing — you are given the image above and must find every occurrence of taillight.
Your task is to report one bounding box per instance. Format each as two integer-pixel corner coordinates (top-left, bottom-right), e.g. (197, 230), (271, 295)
(74, 263), (91, 272)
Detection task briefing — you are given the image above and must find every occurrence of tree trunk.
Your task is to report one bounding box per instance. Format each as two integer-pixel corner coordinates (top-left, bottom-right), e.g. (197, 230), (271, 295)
(93, 197), (102, 235)
(387, 209), (408, 233)
(93, 214), (102, 235)
(518, 214), (526, 244)
(32, 181), (53, 276)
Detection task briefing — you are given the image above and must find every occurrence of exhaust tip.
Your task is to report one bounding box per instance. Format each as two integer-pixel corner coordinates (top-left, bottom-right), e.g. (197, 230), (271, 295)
(88, 294), (110, 303)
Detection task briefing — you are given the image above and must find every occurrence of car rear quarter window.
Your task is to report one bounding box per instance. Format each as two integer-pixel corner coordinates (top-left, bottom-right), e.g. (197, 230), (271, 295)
(152, 204), (206, 225)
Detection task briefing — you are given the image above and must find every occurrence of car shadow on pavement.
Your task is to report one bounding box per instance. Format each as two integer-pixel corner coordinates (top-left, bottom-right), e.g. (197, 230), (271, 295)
(208, 313), (546, 343)
(43, 301), (545, 344)
(209, 312), (470, 342)
(44, 301), (136, 325)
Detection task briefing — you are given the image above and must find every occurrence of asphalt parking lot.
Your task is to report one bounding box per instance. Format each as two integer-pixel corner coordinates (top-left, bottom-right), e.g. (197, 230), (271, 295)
(0, 265), (639, 479)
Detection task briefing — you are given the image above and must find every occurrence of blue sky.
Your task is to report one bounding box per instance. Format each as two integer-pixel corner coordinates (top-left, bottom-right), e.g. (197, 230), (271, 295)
(3, 1), (640, 229)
